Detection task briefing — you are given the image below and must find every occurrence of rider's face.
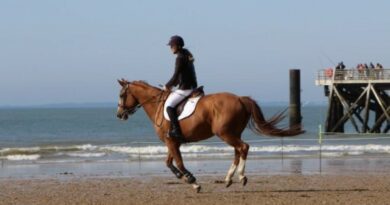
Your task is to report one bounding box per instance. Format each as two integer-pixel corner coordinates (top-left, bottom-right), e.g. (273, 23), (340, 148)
(170, 45), (179, 54)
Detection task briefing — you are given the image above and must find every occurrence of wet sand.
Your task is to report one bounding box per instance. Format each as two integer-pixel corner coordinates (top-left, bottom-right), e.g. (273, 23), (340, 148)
(3, 156), (390, 179)
(1, 174), (390, 205)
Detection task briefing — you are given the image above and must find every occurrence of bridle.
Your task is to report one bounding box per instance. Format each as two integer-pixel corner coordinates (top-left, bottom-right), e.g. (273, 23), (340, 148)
(118, 83), (165, 116)
(118, 84), (139, 116)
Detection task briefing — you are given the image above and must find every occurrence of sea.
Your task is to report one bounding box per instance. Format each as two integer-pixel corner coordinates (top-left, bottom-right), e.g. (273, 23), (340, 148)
(2, 104), (390, 167)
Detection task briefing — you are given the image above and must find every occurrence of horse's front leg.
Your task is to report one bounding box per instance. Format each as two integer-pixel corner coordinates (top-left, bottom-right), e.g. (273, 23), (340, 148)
(168, 142), (201, 193)
(166, 152), (183, 179)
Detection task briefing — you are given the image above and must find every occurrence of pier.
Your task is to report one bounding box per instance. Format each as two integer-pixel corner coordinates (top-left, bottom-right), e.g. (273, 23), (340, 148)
(316, 68), (390, 133)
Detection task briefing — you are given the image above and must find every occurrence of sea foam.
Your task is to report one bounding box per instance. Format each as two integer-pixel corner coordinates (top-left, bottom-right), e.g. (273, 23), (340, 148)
(5, 154), (41, 161)
(2, 143), (390, 161)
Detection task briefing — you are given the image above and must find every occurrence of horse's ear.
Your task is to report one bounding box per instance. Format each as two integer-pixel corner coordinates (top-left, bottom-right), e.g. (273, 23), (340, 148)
(118, 79), (124, 86)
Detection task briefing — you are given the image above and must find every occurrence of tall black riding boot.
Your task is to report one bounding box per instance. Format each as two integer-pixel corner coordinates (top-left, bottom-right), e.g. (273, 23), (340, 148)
(166, 107), (186, 142)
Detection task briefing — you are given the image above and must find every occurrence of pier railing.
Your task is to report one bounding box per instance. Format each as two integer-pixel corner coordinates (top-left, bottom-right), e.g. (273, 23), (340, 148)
(316, 68), (390, 85)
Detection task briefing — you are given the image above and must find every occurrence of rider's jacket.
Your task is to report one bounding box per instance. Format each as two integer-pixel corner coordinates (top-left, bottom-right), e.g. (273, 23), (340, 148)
(165, 48), (198, 90)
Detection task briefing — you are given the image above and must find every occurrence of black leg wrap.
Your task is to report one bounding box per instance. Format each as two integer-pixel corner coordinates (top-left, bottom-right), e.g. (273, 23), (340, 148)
(183, 170), (196, 184)
(168, 165), (183, 179)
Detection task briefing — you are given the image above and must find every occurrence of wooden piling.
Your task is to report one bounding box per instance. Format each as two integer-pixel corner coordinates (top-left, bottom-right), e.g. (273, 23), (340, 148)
(289, 69), (302, 128)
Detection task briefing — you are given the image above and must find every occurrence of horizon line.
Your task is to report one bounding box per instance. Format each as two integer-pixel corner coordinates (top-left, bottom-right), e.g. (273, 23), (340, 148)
(0, 101), (327, 109)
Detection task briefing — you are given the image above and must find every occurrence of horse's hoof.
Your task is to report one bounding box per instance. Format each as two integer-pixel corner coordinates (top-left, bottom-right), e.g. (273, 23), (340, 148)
(226, 180), (233, 188)
(241, 176), (248, 186)
(196, 185), (201, 193)
(193, 184), (201, 193)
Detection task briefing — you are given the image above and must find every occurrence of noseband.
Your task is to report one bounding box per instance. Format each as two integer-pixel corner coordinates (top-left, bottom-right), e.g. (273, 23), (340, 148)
(118, 103), (140, 116)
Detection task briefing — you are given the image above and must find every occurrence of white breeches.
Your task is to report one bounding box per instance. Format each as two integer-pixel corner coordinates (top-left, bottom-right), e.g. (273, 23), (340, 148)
(165, 89), (193, 108)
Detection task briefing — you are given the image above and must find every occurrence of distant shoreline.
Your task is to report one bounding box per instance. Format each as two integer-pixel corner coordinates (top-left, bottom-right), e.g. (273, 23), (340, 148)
(0, 102), (117, 109)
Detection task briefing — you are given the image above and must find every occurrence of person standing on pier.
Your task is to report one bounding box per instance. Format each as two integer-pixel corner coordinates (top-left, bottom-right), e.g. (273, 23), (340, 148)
(335, 62), (345, 80)
(375, 63), (384, 79)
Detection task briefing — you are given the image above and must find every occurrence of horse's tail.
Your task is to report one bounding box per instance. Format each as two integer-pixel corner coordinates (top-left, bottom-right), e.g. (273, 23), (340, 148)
(239, 96), (304, 137)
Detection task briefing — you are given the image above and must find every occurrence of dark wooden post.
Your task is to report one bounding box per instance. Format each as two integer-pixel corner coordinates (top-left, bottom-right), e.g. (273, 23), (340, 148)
(289, 69), (302, 128)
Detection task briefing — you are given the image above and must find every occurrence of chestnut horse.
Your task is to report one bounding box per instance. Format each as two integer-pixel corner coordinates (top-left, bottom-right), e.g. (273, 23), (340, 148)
(117, 79), (303, 192)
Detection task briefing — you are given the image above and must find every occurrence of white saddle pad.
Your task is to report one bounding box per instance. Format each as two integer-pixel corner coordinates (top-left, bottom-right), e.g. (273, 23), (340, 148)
(164, 96), (202, 121)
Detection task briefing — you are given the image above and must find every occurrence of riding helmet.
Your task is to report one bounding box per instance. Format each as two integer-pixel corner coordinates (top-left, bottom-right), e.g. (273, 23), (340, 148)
(167, 35), (185, 47)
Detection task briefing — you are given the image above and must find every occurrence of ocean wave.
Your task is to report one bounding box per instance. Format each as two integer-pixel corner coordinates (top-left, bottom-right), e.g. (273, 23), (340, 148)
(2, 143), (390, 161)
(0, 147), (41, 155)
(65, 152), (106, 158)
(0, 144), (97, 156)
(3, 154), (41, 161)
(76, 144), (98, 151)
(252, 144), (390, 153)
(100, 145), (167, 154)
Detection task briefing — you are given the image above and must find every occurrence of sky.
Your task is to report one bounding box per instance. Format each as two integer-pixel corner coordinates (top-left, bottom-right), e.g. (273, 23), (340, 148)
(1, 0), (389, 106)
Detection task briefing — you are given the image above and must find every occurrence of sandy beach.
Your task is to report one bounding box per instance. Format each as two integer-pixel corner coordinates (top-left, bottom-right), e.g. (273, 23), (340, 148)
(2, 156), (390, 205)
(1, 174), (390, 205)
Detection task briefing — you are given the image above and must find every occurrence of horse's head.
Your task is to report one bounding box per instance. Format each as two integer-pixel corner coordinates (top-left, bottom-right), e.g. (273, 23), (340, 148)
(116, 79), (139, 120)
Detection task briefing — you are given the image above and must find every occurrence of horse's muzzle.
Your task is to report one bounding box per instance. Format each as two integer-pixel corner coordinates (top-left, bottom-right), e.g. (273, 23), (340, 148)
(117, 112), (129, 121)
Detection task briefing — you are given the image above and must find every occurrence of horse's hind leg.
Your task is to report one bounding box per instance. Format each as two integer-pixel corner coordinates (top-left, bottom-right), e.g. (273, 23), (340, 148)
(225, 148), (239, 187)
(220, 136), (250, 187)
(168, 143), (201, 192)
(237, 141), (250, 186)
(166, 152), (183, 179)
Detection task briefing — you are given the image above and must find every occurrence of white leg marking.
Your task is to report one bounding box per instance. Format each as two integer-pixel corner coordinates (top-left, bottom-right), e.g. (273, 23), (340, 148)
(192, 182), (201, 193)
(237, 157), (246, 181)
(192, 183), (200, 189)
(225, 163), (237, 182)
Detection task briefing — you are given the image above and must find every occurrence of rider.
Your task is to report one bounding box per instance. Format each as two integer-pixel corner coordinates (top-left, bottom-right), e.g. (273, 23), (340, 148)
(163, 35), (198, 142)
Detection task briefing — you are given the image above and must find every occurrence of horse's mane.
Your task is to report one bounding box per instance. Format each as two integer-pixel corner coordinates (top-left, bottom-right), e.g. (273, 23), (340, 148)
(130, 80), (162, 91)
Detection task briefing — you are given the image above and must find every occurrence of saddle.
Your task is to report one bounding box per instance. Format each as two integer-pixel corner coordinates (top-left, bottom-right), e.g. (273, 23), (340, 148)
(163, 86), (205, 121)
(176, 86), (204, 115)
